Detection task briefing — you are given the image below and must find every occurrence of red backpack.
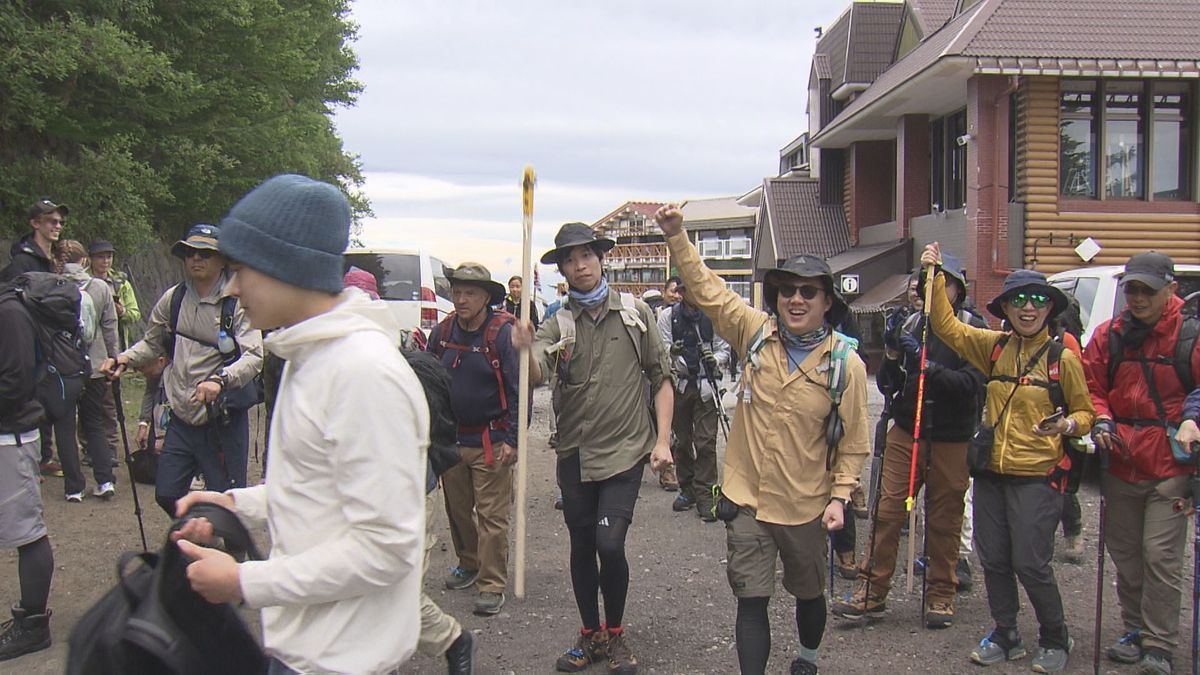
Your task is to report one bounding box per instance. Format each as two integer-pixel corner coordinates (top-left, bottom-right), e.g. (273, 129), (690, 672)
(430, 310), (516, 464)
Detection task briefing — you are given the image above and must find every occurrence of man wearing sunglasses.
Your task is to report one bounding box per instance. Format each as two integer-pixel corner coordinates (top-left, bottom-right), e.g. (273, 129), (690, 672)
(1, 198), (67, 283)
(1082, 252), (1200, 675)
(101, 224), (263, 516)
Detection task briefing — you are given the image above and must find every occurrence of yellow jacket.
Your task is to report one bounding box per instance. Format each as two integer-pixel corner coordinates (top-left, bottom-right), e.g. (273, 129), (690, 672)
(928, 273), (1095, 477)
(666, 231), (869, 525)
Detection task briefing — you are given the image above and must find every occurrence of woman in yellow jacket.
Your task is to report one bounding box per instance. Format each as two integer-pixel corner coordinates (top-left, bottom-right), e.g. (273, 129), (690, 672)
(920, 242), (1094, 674)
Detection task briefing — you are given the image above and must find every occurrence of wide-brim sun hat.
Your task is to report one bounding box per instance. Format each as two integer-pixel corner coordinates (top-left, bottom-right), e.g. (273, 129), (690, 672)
(540, 222), (615, 265)
(985, 269), (1068, 320)
(447, 262), (506, 306)
(171, 223), (221, 259)
(763, 253), (848, 326)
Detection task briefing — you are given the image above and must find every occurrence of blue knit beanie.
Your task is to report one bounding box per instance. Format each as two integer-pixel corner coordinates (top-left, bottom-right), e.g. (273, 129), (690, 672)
(218, 174), (350, 293)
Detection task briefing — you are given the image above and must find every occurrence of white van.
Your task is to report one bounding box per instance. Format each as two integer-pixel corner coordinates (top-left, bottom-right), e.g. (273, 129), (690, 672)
(1047, 264), (1200, 347)
(343, 248), (453, 333)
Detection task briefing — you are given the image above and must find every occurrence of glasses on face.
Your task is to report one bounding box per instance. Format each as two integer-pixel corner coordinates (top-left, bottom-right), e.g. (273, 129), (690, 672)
(777, 284), (823, 300)
(186, 249), (216, 260)
(1009, 293), (1049, 309)
(1123, 283), (1158, 297)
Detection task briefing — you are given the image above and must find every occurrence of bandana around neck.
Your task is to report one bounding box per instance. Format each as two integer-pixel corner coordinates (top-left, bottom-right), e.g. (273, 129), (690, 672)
(778, 319), (830, 351)
(569, 277), (610, 309)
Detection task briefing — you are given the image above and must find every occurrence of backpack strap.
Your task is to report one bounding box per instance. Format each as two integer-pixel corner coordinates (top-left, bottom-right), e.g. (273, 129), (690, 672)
(218, 296), (241, 365)
(821, 331), (859, 471)
(547, 295), (648, 388)
(165, 284), (186, 361)
(430, 312), (459, 358)
(1174, 316), (1199, 394)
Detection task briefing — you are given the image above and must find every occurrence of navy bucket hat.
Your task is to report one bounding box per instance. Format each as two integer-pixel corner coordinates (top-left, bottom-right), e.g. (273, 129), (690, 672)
(985, 269), (1068, 320)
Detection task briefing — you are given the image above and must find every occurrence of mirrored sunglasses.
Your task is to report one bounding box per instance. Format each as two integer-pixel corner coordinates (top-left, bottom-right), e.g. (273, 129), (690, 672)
(1009, 292), (1049, 309)
(777, 284), (823, 300)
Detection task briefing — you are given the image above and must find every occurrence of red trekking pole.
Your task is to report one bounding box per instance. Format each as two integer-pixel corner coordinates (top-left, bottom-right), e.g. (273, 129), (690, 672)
(905, 263), (936, 594)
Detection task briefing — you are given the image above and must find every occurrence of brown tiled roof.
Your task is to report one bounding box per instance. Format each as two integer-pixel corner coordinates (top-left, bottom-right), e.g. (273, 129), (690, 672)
(590, 201), (665, 229)
(763, 177), (850, 260)
(845, 3), (906, 85)
(911, 0), (957, 36)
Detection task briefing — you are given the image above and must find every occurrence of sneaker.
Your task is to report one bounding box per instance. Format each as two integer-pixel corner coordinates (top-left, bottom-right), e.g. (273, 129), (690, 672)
(190, 476), (206, 491)
(0, 604), (52, 662)
(850, 484), (868, 519)
(1137, 648), (1174, 675)
(445, 566), (480, 591)
(473, 591), (505, 616)
(659, 466), (678, 492)
(969, 628), (1026, 666)
(92, 482), (115, 499)
(955, 557), (973, 593)
(445, 630), (476, 675)
(38, 460), (63, 478)
(1031, 637), (1073, 673)
(555, 629), (609, 672)
(835, 550), (857, 580)
(925, 600), (954, 629)
(605, 629), (637, 674)
(1108, 631), (1143, 664)
(830, 584), (886, 621)
(65, 492), (83, 504)
(672, 493), (696, 512)
(790, 657), (818, 675)
(1062, 535), (1084, 564)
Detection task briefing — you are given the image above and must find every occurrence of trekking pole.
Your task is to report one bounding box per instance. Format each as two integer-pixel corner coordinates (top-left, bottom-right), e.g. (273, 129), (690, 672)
(920, 410), (934, 626)
(829, 532), (836, 599)
(860, 400), (890, 615)
(1093, 442), (1111, 675)
(514, 166), (536, 600)
(109, 376), (148, 552)
(1191, 442), (1200, 675)
(693, 324), (730, 442)
(906, 264), (937, 594)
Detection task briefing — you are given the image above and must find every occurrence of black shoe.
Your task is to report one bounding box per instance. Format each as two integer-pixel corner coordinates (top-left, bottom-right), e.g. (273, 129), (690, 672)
(955, 557), (973, 593)
(0, 604), (51, 662)
(672, 494), (696, 512)
(790, 656), (818, 674)
(445, 630), (476, 675)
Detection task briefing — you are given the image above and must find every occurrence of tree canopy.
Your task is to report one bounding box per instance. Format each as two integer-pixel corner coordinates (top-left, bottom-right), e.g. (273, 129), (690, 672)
(0, 0), (367, 250)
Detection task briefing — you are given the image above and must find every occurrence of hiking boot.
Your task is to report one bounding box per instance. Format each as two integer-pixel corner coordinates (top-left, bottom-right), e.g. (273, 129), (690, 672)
(830, 584), (886, 621)
(0, 604), (51, 662)
(1031, 637), (1073, 673)
(555, 629), (608, 672)
(659, 466), (678, 492)
(850, 484), (868, 519)
(445, 629), (476, 675)
(697, 503), (717, 522)
(924, 600), (954, 629)
(39, 460), (63, 478)
(1062, 535), (1084, 564)
(1108, 631), (1143, 664)
(835, 550), (857, 580)
(789, 657), (818, 675)
(65, 492), (83, 504)
(672, 493), (696, 512)
(605, 629), (637, 674)
(955, 557), (973, 593)
(444, 566), (479, 590)
(92, 482), (115, 499)
(969, 627), (1026, 666)
(473, 591), (505, 616)
(1137, 648), (1173, 675)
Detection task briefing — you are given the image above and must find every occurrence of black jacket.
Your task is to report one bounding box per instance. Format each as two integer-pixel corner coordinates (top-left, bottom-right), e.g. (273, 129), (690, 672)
(882, 309), (987, 442)
(1, 235), (54, 282)
(0, 292), (44, 434)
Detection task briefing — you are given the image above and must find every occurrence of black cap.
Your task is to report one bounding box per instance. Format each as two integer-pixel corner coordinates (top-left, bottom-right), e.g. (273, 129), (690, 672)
(88, 240), (115, 256)
(540, 222), (615, 265)
(1120, 251), (1175, 291)
(28, 197), (68, 220)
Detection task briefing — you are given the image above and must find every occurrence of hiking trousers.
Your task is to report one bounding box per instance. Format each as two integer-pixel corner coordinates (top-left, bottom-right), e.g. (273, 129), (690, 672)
(1103, 473), (1190, 655)
(155, 413), (248, 515)
(672, 380), (718, 510)
(442, 444), (513, 593)
(63, 377), (116, 494)
(858, 425), (968, 606)
(419, 491), (462, 657)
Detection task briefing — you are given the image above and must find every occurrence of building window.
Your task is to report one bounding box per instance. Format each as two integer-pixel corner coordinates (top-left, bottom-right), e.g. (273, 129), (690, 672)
(724, 280), (751, 300)
(696, 233), (752, 259)
(1060, 79), (1194, 201)
(929, 111), (966, 211)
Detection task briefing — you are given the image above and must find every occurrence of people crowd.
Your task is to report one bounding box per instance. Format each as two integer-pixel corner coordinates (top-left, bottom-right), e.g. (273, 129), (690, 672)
(2, 187), (1200, 675)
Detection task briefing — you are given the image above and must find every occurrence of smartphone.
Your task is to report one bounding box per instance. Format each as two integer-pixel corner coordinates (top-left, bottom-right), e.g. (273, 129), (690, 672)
(1039, 409), (1065, 430)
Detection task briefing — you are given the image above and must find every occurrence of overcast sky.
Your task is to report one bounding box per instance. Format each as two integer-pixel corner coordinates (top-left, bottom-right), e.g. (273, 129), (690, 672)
(335, 0), (845, 293)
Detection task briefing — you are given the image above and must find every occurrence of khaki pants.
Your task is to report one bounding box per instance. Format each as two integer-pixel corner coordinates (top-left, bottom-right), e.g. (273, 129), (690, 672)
(1104, 473), (1190, 655)
(859, 425), (969, 606)
(672, 381), (719, 509)
(442, 445), (513, 593)
(419, 492), (462, 657)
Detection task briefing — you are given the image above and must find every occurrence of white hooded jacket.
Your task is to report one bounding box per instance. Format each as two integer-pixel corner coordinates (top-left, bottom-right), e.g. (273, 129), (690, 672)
(227, 290), (428, 674)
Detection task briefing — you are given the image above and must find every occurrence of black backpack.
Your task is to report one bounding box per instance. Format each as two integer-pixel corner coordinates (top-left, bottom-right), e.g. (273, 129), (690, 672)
(402, 349), (461, 481)
(3, 272), (91, 416)
(67, 503), (267, 675)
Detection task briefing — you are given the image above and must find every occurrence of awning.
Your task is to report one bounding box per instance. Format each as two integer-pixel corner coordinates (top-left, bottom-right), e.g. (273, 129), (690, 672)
(850, 273), (911, 314)
(825, 240), (907, 274)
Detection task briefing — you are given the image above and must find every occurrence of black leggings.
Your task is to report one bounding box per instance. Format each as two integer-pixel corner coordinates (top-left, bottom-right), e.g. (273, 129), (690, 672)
(735, 595), (826, 675)
(18, 536), (53, 615)
(567, 517), (631, 630)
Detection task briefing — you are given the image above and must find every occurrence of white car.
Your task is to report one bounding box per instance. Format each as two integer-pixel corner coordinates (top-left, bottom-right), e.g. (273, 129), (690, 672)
(343, 248), (453, 333)
(1047, 265), (1200, 348)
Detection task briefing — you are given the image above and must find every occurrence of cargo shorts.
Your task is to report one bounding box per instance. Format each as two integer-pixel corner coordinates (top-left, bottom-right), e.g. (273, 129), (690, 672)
(725, 505), (826, 600)
(0, 431), (48, 549)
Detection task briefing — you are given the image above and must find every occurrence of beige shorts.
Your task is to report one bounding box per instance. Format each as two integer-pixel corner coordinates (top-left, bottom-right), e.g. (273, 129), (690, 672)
(725, 506), (827, 600)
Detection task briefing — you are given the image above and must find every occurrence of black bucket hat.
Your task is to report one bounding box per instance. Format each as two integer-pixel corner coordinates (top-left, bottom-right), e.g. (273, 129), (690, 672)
(917, 252), (968, 300)
(447, 262), (506, 305)
(985, 269), (1068, 320)
(540, 222), (615, 265)
(763, 254), (848, 325)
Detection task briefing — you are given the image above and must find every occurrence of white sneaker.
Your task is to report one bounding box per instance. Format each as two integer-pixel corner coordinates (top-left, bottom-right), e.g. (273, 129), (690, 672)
(190, 476), (206, 491)
(93, 482), (116, 499)
(65, 492), (83, 503)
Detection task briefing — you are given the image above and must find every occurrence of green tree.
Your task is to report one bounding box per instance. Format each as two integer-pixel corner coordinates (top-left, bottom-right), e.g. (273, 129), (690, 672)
(0, 0), (367, 250)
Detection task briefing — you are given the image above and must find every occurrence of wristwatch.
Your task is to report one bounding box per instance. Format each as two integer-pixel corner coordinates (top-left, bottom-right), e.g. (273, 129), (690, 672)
(206, 371), (228, 388)
(830, 497), (848, 508)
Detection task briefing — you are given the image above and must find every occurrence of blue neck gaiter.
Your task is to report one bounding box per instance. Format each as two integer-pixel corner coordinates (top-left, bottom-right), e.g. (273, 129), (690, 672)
(569, 277), (610, 309)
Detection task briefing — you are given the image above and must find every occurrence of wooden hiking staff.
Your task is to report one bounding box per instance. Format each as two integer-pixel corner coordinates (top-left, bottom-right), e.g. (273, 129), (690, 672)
(514, 166), (536, 599)
(906, 263), (937, 593)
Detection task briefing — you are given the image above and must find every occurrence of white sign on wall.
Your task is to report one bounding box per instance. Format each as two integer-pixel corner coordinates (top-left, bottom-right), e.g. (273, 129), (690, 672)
(840, 274), (860, 295)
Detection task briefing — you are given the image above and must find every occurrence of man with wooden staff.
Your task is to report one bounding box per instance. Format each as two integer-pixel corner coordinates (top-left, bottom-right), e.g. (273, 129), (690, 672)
(512, 221), (674, 675)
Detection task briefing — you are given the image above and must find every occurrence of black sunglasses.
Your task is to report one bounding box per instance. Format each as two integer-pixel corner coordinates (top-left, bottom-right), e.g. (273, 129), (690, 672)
(1009, 292), (1049, 309)
(185, 249), (217, 260)
(777, 284), (823, 300)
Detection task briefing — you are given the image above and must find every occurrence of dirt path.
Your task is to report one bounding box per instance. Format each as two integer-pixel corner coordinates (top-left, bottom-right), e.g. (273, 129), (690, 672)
(2, 380), (1193, 674)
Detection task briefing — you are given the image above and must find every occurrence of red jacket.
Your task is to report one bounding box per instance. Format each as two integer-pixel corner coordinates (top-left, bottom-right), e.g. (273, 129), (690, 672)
(1083, 295), (1200, 482)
